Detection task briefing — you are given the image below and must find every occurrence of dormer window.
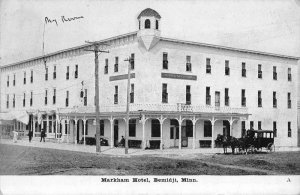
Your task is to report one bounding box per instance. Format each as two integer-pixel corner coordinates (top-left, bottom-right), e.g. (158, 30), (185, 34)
(145, 19), (151, 29)
(156, 20), (159, 30)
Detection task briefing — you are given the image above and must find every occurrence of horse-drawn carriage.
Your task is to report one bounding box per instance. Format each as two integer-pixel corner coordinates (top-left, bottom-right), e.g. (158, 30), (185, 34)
(215, 129), (275, 154)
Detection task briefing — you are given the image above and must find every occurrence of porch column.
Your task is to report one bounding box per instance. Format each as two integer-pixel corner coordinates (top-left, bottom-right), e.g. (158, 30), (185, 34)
(178, 115), (182, 150)
(229, 117), (233, 137)
(192, 116), (197, 149)
(74, 119), (78, 144)
(33, 117), (36, 137)
(110, 117), (114, 148)
(82, 119), (86, 145)
(211, 117), (216, 149)
(159, 115), (165, 150)
(67, 119), (69, 144)
(141, 115), (146, 149)
(46, 115), (49, 134)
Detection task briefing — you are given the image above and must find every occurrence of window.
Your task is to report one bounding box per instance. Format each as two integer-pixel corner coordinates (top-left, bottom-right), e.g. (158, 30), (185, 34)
(145, 19), (150, 29)
(85, 121), (89, 135)
(30, 92), (33, 106)
(7, 75), (9, 87)
(45, 89), (48, 105)
(129, 119), (136, 137)
(114, 86), (118, 104)
(139, 20), (140, 30)
(151, 119), (160, 137)
(288, 122), (291, 137)
(53, 66), (56, 79)
(23, 93), (26, 107)
(13, 74), (16, 86)
(288, 68), (292, 81)
(104, 59), (108, 74)
(66, 91), (69, 107)
(130, 84), (134, 103)
(163, 53), (168, 69)
(84, 89), (87, 106)
(75, 65), (78, 79)
(66, 66), (69, 80)
(12, 94), (15, 108)
(225, 88), (229, 106)
(273, 121), (277, 137)
(204, 121), (212, 137)
(273, 66), (277, 80)
(6, 94), (9, 108)
(258, 90), (262, 107)
(30, 70), (33, 83)
(23, 72), (26, 84)
(186, 56), (192, 72)
(258, 64), (262, 78)
(206, 87), (211, 105)
(53, 88), (56, 105)
(206, 58), (211, 74)
(100, 120), (104, 136)
(45, 67), (48, 81)
(250, 121), (254, 130)
(131, 53), (135, 70)
(186, 120), (193, 137)
(155, 20), (159, 30)
(162, 83), (168, 103)
(225, 60), (230, 75)
(258, 121), (262, 130)
(273, 91), (277, 108)
(242, 62), (246, 77)
(186, 85), (191, 105)
(241, 89), (246, 107)
(241, 121), (246, 137)
(114, 57), (118, 72)
(287, 92), (291, 108)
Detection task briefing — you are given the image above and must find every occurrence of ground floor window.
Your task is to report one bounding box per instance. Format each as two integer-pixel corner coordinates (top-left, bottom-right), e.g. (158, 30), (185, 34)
(65, 121), (68, 134)
(185, 120), (193, 137)
(151, 119), (160, 137)
(204, 121), (212, 137)
(273, 121), (277, 137)
(129, 119), (136, 137)
(100, 120), (104, 136)
(241, 121), (246, 137)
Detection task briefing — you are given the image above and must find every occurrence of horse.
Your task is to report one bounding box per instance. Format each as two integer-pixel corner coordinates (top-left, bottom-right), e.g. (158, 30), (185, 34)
(215, 134), (236, 154)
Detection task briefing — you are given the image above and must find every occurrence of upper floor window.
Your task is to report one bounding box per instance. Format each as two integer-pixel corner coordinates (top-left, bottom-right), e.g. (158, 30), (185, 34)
(84, 89), (87, 106)
(163, 52), (168, 69)
(66, 91), (69, 107)
(114, 57), (119, 72)
(30, 92), (33, 106)
(45, 67), (48, 81)
(139, 20), (141, 30)
(130, 84), (134, 103)
(131, 53), (135, 70)
(242, 62), (246, 77)
(206, 58), (211, 74)
(241, 89), (246, 107)
(114, 86), (118, 104)
(13, 74), (16, 86)
(66, 66), (69, 80)
(258, 90), (262, 107)
(53, 88), (56, 105)
(225, 60), (230, 75)
(45, 89), (48, 105)
(273, 91), (277, 108)
(155, 20), (159, 30)
(23, 93), (26, 107)
(145, 19), (150, 29)
(273, 66), (277, 80)
(53, 66), (56, 79)
(13, 94), (15, 108)
(206, 87), (211, 105)
(225, 88), (229, 106)
(162, 83), (168, 103)
(7, 75), (9, 87)
(104, 59), (108, 74)
(186, 85), (191, 105)
(186, 56), (192, 72)
(6, 94), (9, 108)
(258, 64), (262, 79)
(75, 64), (78, 79)
(30, 70), (33, 83)
(287, 92), (291, 109)
(23, 72), (26, 84)
(288, 122), (291, 137)
(288, 68), (292, 81)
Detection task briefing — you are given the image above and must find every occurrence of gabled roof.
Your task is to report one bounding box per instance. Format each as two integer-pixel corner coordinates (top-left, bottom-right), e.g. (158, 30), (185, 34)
(137, 8), (161, 19)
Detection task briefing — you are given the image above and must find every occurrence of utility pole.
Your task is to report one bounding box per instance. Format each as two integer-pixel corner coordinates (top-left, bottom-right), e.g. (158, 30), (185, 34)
(85, 41), (109, 153)
(124, 57), (132, 154)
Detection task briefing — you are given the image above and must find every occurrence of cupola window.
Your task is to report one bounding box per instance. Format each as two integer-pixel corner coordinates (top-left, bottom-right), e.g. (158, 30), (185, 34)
(145, 19), (151, 29)
(156, 20), (159, 30)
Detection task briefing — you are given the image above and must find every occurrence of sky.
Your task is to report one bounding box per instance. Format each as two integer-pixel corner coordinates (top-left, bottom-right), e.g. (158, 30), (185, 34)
(0, 0), (300, 66)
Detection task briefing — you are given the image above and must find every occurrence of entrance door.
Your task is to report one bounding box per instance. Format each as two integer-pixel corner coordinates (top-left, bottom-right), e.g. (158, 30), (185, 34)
(77, 122), (80, 143)
(223, 120), (230, 136)
(215, 91), (220, 107)
(170, 126), (179, 147)
(114, 120), (119, 146)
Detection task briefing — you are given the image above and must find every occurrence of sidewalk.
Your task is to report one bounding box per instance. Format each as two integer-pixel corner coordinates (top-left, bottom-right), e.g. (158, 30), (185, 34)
(1, 138), (299, 156)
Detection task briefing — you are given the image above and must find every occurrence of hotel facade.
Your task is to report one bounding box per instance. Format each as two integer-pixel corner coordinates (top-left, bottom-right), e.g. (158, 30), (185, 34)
(0, 8), (299, 149)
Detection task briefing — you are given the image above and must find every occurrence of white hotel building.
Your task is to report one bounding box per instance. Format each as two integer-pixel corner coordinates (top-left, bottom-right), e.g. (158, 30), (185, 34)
(0, 8), (299, 149)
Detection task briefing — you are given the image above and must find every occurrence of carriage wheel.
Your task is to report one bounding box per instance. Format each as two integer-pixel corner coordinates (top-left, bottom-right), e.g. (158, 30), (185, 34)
(267, 143), (275, 152)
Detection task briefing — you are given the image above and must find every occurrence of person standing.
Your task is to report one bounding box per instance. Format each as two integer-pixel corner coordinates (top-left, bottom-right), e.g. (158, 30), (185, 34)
(28, 130), (33, 143)
(13, 130), (18, 143)
(40, 129), (45, 142)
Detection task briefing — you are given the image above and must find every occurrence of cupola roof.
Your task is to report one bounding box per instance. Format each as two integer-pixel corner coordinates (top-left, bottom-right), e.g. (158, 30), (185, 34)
(137, 8), (161, 19)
